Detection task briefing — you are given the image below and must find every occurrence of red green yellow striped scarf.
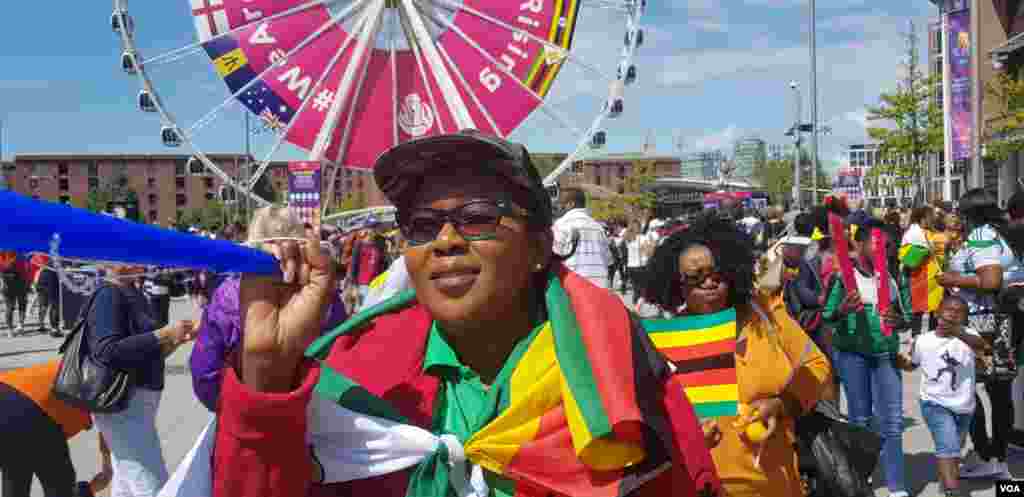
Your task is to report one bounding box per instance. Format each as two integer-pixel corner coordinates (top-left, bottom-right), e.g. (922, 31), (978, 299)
(305, 266), (735, 496)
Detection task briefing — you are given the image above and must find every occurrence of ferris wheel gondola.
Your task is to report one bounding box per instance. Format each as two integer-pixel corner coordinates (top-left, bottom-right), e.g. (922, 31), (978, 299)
(186, 156), (206, 175)
(161, 126), (183, 148)
(590, 130), (607, 149)
(111, 10), (134, 35)
(138, 89), (156, 113)
(617, 62), (637, 86)
(121, 50), (138, 75)
(625, 28), (643, 48)
(605, 80), (624, 118)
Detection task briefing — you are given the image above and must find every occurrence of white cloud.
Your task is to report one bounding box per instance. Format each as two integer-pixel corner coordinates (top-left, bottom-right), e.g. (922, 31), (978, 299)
(690, 124), (740, 151)
(843, 109), (869, 129)
(685, 0), (729, 33)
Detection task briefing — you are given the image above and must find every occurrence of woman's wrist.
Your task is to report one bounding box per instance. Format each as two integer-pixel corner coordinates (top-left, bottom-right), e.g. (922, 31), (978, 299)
(154, 328), (182, 353)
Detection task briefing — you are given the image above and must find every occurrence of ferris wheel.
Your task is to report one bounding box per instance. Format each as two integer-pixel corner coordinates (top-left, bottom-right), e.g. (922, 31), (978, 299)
(111, 0), (647, 209)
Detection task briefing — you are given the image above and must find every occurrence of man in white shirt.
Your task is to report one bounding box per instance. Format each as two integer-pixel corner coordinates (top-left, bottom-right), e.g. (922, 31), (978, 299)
(552, 187), (612, 289)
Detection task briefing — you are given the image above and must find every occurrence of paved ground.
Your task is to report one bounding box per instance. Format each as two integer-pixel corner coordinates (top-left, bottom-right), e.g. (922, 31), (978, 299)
(0, 295), (1021, 496)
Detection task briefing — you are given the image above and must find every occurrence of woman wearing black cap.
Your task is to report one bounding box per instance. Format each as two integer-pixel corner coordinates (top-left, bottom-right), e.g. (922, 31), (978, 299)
(204, 131), (724, 497)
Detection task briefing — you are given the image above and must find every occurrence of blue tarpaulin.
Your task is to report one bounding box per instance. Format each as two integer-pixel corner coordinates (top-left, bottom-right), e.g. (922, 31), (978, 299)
(0, 191), (278, 275)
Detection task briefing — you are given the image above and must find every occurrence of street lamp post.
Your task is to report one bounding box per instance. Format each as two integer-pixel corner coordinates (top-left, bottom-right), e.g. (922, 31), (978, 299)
(809, 0), (819, 206)
(789, 81), (802, 210)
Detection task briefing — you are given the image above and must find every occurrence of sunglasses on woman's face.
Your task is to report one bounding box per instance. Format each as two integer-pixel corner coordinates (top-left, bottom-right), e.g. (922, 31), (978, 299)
(679, 268), (724, 289)
(399, 199), (527, 246)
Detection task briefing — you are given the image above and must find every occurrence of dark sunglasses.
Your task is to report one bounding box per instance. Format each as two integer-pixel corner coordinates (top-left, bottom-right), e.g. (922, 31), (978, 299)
(399, 199), (527, 246)
(679, 268), (725, 289)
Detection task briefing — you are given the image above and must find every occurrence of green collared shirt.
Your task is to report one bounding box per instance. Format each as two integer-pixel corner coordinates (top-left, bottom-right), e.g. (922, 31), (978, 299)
(423, 322), (543, 497)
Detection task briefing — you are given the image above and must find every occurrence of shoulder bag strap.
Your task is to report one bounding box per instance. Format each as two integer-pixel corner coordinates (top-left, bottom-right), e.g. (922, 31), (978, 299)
(58, 285), (107, 354)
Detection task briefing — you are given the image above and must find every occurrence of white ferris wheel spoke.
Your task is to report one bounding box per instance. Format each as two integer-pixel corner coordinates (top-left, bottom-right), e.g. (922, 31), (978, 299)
(399, 8), (447, 134)
(322, 0), (384, 213)
(423, 0), (611, 85)
(141, 0), (335, 67)
(311, 0), (386, 161)
(400, 0), (474, 130)
(247, 11), (375, 192)
(389, 13), (399, 147)
(185, 0), (368, 138)
(434, 43), (503, 139)
(415, 1), (582, 136)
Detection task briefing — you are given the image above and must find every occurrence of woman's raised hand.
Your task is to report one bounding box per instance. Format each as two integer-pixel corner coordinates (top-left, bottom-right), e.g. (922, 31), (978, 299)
(239, 224), (337, 392)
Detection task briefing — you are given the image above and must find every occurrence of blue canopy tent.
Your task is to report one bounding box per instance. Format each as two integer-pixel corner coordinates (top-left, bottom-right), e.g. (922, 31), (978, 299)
(0, 191), (278, 275)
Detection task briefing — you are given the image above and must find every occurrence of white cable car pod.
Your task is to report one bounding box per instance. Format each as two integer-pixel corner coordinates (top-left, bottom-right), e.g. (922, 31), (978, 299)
(624, 28), (644, 48)
(590, 131), (607, 149)
(546, 183), (560, 204)
(617, 62), (637, 85)
(606, 98), (624, 118)
(111, 10), (134, 35)
(186, 156), (205, 175)
(624, 65), (637, 85)
(121, 51), (138, 75)
(161, 126), (182, 147)
(606, 80), (625, 118)
(219, 185), (238, 204)
(138, 89), (156, 113)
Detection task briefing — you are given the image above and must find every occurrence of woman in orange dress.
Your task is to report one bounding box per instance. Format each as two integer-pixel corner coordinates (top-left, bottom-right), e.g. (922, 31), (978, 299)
(641, 214), (832, 497)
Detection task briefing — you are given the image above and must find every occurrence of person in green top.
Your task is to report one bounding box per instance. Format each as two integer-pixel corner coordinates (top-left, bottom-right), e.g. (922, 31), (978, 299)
(823, 220), (911, 497)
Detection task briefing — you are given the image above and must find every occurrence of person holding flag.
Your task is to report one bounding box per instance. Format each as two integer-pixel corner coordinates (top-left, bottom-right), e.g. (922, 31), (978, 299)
(901, 207), (943, 337)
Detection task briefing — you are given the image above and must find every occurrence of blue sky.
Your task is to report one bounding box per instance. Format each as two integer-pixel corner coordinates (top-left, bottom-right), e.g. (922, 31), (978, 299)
(0, 1), (937, 176)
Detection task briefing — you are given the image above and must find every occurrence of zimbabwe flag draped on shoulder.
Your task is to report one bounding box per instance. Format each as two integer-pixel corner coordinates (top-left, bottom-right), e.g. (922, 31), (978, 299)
(298, 266), (731, 497)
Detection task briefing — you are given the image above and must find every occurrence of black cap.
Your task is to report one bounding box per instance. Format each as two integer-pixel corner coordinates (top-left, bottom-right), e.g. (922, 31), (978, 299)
(373, 130), (554, 226)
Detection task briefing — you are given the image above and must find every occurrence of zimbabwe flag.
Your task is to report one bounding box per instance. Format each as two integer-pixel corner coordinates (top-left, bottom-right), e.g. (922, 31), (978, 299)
(642, 311), (739, 419)
(306, 266), (729, 497)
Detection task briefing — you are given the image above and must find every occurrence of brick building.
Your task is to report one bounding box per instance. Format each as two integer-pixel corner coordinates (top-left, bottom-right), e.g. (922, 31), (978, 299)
(927, 0), (1024, 204)
(557, 153), (680, 194)
(5, 154), (387, 224)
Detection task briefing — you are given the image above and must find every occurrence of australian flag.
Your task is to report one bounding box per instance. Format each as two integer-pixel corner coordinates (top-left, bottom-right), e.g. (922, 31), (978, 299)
(202, 36), (296, 132)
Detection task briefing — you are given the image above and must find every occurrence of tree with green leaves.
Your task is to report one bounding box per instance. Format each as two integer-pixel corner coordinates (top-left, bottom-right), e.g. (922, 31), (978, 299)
(84, 173), (142, 221)
(589, 160), (657, 222)
(531, 153), (569, 180)
(865, 22), (943, 204)
(325, 193), (368, 217)
(752, 150), (830, 207)
(754, 159), (794, 206)
(983, 71), (1024, 162)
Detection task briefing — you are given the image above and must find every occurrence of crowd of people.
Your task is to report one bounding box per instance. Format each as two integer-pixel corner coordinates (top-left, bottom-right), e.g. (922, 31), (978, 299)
(2, 130), (1024, 497)
(553, 190), (1024, 497)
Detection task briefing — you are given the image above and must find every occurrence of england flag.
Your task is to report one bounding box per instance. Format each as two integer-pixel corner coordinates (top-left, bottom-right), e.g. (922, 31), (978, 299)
(191, 0), (230, 41)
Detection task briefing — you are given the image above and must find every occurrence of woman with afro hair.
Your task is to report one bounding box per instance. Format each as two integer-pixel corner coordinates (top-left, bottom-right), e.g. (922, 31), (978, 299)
(639, 214), (832, 497)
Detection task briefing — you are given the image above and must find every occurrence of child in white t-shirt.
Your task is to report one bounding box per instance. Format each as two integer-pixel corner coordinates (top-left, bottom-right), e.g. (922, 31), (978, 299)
(896, 295), (990, 497)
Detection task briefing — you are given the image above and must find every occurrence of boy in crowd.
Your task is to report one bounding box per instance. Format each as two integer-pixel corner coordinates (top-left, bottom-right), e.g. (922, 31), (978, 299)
(896, 295), (990, 497)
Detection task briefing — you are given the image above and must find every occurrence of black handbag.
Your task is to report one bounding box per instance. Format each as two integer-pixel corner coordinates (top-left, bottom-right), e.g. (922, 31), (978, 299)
(52, 286), (135, 413)
(797, 401), (882, 497)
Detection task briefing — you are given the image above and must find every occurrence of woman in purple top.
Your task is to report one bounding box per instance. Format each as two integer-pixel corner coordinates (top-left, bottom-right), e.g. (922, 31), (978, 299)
(189, 206), (348, 411)
(189, 277), (347, 411)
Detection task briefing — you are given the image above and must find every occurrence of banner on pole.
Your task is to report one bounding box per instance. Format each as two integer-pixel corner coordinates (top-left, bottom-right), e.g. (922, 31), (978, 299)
(288, 161), (322, 226)
(947, 8), (972, 161)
